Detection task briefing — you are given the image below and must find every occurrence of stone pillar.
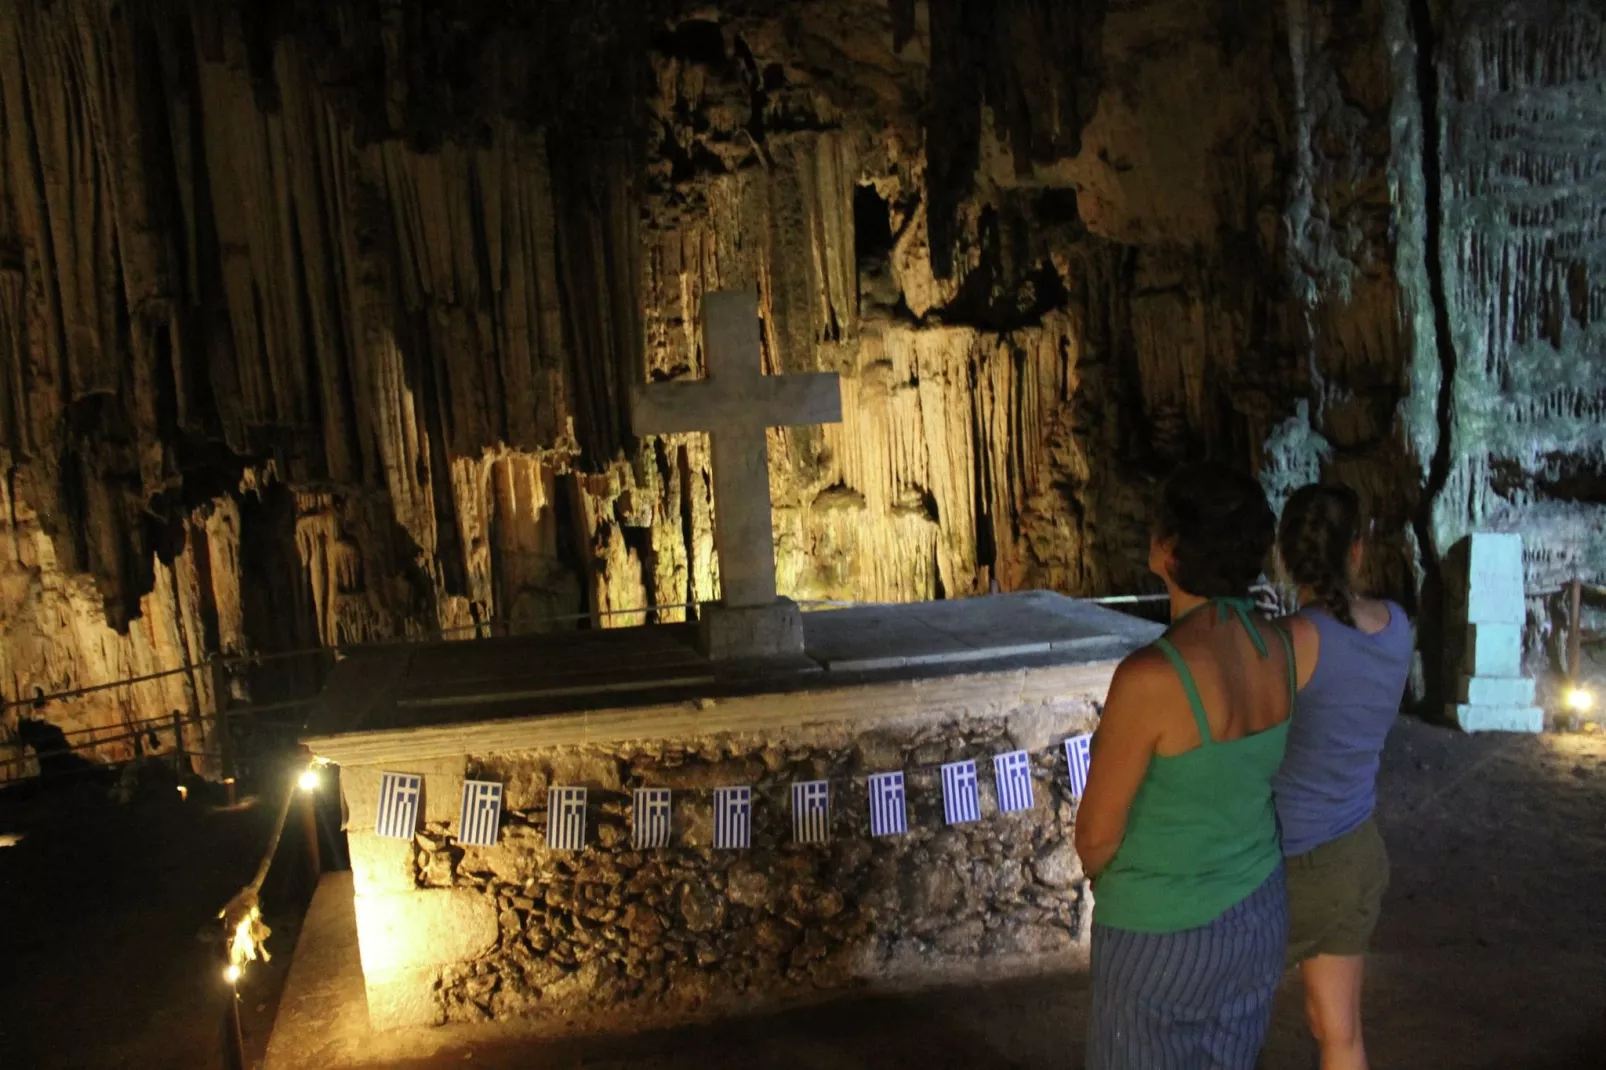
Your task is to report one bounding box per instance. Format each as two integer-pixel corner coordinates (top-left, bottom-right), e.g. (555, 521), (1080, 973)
(1452, 533), (1543, 733)
(341, 757), (500, 1029)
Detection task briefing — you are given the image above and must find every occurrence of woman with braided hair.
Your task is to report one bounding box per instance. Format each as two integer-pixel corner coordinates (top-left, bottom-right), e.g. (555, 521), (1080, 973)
(1078, 462), (1311, 1069)
(1274, 484), (1413, 1070)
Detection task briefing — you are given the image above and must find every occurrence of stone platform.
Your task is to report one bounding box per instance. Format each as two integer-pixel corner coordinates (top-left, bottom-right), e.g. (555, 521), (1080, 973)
(301, 592), (1161, 1034)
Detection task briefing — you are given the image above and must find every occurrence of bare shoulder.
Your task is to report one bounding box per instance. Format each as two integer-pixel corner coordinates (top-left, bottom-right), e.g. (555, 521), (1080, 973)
(1274, 612), (1320, 649)
(1113, 645), (1172, 685)
(1274, 612), (1321, 688)
(1104, 647), (1175, 711)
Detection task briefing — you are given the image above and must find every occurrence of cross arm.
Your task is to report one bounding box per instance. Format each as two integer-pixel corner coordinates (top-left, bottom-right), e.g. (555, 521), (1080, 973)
(629, 372), (842, 437)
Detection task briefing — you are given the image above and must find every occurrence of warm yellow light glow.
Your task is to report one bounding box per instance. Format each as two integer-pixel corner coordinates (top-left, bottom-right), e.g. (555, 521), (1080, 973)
(1566, 687), (1595, 713)
(224, 902), (271, 972)
(223, 963), (241, 985)
(176, 785), (188, 801)
(297, 768), (320, 792)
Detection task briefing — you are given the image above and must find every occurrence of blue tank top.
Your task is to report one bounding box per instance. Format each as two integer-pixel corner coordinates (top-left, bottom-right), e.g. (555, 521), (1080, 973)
(1273, 602), (1412, 857)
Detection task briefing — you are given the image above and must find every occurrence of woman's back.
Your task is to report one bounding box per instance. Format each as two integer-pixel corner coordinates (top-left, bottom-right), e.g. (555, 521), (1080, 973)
(1094, 600), (1296, 932)
(1153, 605), (1297, 750)
(1274, 599), (1411, 856)
(1079, 461), (1292, 1070)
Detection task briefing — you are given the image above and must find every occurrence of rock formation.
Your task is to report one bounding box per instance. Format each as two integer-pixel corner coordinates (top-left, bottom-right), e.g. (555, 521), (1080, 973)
(0, 0), (1601, 768)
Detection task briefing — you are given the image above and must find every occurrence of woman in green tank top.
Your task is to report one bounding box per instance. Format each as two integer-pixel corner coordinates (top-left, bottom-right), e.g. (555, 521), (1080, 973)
(1076, 462), (1307, 1070)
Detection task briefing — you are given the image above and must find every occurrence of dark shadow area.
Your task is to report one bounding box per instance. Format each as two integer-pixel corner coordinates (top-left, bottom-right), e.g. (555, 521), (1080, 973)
(853, 184), (896, 269)
(0, 753), (315, 1070)
(11, 716), (108, 783)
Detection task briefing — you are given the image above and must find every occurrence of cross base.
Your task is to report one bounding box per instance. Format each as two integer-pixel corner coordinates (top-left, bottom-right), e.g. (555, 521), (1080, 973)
(698, 598), (807, 662)
(1448, 703), (1544, 734)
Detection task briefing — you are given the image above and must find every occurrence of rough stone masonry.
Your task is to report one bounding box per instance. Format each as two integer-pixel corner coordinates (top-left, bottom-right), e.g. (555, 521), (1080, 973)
(340, 701), (1101, 1032)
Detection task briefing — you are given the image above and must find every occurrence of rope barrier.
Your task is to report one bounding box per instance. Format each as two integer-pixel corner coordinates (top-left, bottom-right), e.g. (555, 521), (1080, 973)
(217, 772), (300, 982)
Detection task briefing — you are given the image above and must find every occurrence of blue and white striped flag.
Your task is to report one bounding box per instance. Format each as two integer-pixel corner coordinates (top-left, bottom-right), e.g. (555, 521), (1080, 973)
(1064, 734), (1093, 798)
(375, 772), (421, 839)
(994, 750), (1035, 813)
(457, 779), (503, 847)
(941, 759), (981, 825)
(714, 786), (752, 849)
(632, 788), (672, 849)
(547, 786), (587, 851)
(792, 780), (830, 844)
(867, 771), (907, 837)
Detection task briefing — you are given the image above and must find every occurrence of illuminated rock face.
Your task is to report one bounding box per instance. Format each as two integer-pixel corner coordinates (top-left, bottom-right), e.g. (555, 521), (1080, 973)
(0, 0), (1602, 755)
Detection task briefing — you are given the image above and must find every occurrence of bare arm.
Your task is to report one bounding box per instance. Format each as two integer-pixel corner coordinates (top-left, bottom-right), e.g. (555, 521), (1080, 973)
(1074, 651), (1165, 880)
(1278, 613), (1321, 690)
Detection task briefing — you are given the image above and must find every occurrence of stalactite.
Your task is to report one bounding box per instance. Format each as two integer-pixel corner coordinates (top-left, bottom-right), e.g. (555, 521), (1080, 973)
(0, 0), (1602, 769)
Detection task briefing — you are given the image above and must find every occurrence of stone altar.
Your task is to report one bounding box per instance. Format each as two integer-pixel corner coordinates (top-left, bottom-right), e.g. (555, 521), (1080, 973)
(301, 592), (1161, 1033)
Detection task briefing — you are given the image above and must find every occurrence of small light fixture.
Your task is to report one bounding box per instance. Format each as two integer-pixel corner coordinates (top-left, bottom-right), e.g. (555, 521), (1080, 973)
(223, 963), (242, 985)
(1565, 686), (1594, 713)
(297, 768), (320, 792)
(176, 785), (188, 801)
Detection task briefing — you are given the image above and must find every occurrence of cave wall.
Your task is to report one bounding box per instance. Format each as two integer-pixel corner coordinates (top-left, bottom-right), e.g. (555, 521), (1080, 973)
(0, 0), (1602, 767)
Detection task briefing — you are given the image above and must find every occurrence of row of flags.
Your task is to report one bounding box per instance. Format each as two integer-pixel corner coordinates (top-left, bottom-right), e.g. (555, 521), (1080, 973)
(376, 735), (1095, 851)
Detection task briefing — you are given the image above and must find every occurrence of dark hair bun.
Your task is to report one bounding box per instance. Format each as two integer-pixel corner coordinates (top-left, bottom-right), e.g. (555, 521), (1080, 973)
(1156, 462), (1275, 597)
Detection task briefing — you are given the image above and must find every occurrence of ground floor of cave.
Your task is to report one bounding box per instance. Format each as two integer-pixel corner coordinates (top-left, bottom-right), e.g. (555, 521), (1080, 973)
(1, 719), (1601, 1070)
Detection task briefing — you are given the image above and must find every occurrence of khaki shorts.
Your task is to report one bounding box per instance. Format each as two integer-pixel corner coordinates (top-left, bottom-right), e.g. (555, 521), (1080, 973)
(1285, 816), (1389, 965)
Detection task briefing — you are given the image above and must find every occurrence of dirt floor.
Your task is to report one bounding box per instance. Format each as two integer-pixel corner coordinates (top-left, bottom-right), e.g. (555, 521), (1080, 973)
(3, 718), (1603, 1069)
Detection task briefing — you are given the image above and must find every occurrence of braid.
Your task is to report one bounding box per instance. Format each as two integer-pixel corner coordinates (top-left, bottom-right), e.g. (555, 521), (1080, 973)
(1278, 484), (1361, 628)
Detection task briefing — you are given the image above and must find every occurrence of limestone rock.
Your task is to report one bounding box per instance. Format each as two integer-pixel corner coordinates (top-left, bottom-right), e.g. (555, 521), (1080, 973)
(908, 861), (964, 916)
(1032, 842), (1083, 890)
(10, 0), (1596, 764)
(726, 866), (773, 909)
(677, 881), (726, 933)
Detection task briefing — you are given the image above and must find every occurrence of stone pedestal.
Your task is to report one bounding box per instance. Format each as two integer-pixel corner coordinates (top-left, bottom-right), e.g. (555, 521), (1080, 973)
(1451, 533), (1542, 733)
(697, 598), (806, 661)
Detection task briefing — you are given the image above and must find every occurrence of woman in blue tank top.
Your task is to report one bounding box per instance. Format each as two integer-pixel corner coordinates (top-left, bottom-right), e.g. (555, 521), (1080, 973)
(1275, 485), (1413, 1070)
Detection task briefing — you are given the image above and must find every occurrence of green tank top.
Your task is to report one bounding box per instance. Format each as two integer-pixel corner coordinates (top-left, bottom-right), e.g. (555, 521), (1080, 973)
(1092, 597), (1295, 933)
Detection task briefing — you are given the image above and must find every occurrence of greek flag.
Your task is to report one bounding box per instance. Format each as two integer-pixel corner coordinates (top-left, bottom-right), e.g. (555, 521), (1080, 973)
(868, 771), (907, 837)
(1064, 734), (1093, 799)
(714, 786), (752, 849)
(457, 779), (503, 847)
(547, 786), (587, 851)
(632, 788), (672, 849)
(941, 760), (981, 825)
(994, 750), (1034, 813)
(792, 780), (830, 844)
(375, 772), (421, 839)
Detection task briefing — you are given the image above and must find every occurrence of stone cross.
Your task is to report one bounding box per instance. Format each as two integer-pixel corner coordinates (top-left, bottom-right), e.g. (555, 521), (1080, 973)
(631, 289), (841, 647)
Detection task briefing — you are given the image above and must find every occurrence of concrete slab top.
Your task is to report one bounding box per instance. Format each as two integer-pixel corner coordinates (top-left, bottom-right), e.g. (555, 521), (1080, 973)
(300, 592), (1162, 758)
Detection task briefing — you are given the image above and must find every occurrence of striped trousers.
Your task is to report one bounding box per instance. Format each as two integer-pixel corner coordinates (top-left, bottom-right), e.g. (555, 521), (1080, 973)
(1087, 866), (1288, 1070)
